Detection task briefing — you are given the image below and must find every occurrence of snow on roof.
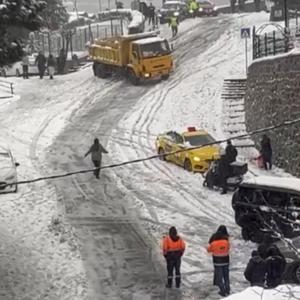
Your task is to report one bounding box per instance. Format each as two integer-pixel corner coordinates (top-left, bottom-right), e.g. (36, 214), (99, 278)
(133, 36), (165, 44)
(164, 1), (185, 4)
(241, 176), (300, 193)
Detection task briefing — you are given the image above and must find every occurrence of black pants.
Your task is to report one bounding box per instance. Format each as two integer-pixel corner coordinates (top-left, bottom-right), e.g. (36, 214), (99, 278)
(38, 67), (45, 79)
(262, 155), (272, 170)
(166, 257), (181, 287)
(92, 160), (101, 178)
(22, 65), (29, 79)
(148, 15), (155, 26)
(171, 26), (178, 37)
(214, 265), (230, 295)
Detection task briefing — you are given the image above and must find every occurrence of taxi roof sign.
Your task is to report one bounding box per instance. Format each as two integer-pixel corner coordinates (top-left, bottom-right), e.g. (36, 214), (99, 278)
(241, 27), (250, 39)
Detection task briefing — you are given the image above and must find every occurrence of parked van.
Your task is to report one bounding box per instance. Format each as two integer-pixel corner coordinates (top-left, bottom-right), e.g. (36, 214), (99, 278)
(232, 176), (300, 243)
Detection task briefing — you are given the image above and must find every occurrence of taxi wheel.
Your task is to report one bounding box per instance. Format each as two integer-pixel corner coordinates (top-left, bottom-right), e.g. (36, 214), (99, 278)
(158, 148), (166, 161)
(293, 264), (300, 283)
(184, 159), (193, 172)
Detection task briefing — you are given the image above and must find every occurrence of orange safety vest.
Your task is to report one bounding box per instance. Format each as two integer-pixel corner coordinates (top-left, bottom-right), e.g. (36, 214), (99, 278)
(162, 236), (185, 256)
(207, 239), (230, 257)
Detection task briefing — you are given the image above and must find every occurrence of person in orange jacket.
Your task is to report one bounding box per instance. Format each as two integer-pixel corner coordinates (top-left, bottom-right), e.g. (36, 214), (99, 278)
(162, 226), (185, 288)
(207, 225), (230, 297)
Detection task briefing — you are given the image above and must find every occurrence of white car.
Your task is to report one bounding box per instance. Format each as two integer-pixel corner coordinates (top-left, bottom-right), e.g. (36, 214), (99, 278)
(0, 53), (39, 77)
(0, 146), (19, 193)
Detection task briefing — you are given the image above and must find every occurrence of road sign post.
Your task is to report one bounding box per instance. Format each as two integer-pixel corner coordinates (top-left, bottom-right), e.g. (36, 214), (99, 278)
(241, 27), (251, 76)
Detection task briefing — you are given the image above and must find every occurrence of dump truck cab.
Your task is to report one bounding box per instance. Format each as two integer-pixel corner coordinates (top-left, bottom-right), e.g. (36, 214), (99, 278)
(128, 36), (173, 84)
(89, 31), (173, 85)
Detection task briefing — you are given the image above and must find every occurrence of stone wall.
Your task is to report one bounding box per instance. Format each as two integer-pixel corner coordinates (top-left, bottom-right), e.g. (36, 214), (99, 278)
(245, 53), (300, 176)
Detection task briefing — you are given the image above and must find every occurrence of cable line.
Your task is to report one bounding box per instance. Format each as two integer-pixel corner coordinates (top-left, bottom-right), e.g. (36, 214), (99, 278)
(2, 116), (300, 188)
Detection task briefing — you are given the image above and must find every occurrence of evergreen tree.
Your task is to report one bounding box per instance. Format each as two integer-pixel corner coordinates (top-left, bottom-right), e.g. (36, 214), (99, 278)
(0, 0), (46, 66)
(40, 0), (68, 31)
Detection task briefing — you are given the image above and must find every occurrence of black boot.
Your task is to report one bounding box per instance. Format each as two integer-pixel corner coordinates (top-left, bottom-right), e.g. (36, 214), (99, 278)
(166, 277), (172, 288)
(175, 277), (181, 288)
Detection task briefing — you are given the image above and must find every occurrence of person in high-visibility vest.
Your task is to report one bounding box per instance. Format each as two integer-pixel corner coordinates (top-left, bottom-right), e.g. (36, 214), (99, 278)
(207, 225), (230, 297)
(162, 226), (186, 288)
(169, 14), (179, 37)
(189, 0), (198, 17)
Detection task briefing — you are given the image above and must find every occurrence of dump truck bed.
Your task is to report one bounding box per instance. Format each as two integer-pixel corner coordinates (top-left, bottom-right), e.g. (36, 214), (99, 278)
(89, 32), (160, 67)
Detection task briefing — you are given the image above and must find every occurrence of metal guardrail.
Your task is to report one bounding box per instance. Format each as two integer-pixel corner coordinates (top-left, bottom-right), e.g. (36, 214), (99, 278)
(252, 26), (294, 60)
(0, 79), (14, 96)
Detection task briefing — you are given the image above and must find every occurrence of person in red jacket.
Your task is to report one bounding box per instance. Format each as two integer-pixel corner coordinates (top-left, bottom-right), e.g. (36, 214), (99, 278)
(162, 226), (185, 288)
(207, 225), (230, 297)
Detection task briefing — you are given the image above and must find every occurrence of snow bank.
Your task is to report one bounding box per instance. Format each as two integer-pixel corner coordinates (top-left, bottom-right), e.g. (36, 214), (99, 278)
(225, 285), (300, 300)
(98, 9), (145, 31)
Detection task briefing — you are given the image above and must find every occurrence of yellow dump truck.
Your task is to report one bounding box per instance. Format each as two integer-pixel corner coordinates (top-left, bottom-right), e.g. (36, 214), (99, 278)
(89, 32), (173, 85)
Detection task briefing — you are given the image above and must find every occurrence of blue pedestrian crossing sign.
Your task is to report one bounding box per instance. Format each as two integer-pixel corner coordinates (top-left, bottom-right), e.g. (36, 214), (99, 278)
(241, 27), (251, 39)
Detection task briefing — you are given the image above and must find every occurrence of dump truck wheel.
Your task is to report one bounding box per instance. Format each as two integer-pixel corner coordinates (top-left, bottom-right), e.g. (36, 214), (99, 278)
(128, 69), (140, 85)
(161, 74), (169, 80)
(95, 63), (106, 78)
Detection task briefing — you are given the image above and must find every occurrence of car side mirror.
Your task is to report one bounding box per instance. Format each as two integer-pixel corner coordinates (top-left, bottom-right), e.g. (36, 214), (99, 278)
(15, 162), (20, 167)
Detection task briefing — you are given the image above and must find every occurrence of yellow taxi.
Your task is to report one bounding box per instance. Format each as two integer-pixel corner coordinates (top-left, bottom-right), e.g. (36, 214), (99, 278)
(155, 127), (220, 172)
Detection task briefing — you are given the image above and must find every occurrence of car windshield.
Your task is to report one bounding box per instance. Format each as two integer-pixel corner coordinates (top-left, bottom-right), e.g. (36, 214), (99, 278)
(163, 3), (180, 9)
(198, 1), (212, 5)
(140, 41), (171, 58)
(184, 134), (215, 146)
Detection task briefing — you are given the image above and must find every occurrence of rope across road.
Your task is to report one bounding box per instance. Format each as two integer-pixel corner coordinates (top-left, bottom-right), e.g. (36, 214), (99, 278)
(2, 116), (300, 188)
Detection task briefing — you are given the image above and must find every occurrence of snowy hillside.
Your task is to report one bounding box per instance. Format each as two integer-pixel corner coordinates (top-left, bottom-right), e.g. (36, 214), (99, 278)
(0, 10), (298, 300)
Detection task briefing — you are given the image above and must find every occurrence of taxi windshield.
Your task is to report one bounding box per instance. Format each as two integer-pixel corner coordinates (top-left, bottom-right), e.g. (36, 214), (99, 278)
(140, 41), (171, 58)
(184, 134), (215, 146)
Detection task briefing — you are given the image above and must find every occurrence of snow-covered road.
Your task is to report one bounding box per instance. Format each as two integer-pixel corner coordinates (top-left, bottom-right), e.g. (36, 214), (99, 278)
(0, 12), (272, 300)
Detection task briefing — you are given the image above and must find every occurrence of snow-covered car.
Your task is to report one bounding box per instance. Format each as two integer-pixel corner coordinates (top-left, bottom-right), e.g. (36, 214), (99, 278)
(0, 53), (39, 77)
(232, 176), (300, 244)
(196, 0), (218, 16)
(0, 146), (19, 193)
(275, 237), (300, 284)
(157, 1), (188, 24)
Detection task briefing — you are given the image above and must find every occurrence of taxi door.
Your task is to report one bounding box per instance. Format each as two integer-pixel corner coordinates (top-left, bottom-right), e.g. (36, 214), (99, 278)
(164, 134), (175, 162)
(171, 134), (185, 166)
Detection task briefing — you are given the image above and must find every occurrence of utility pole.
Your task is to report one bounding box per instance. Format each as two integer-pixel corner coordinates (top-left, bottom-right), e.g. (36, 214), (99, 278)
(284, 0), (289, 29)
(98, 0), (102, 11)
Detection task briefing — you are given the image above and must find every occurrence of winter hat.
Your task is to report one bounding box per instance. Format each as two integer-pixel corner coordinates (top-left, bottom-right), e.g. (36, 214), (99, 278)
(217, 225), (229, 236)
(169, 226), (177, 238)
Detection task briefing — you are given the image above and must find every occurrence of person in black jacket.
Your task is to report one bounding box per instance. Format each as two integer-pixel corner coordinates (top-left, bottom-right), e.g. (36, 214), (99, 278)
(225, 140), (238, 163)
(217, 151), (231, 194)
(265, 245), (286, 288)
(35, 51), (46, 79)
(208, 225), (229, 287)
(260, 134), (272, 170)
(244, 250), (267, 287)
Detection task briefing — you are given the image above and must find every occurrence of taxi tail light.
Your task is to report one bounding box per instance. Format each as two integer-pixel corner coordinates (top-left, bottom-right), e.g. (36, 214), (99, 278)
(187, 127), (196, 132)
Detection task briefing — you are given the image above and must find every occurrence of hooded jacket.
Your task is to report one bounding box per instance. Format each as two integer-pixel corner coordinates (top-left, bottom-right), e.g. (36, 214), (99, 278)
(85, 142), (108, 162)
(207, 225), (230, 266)
(244, 254), (266, 286)
(162, 228), (185, 259)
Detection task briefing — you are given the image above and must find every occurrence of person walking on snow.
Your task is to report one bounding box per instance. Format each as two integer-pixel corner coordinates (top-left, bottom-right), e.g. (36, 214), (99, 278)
(162, 226), (185, 288)
(148, 3), (156, 27)
(169, 14), (179, 37)
(21, 53), (29, 79)
(207, 225), (230, 297)
(260, 134), (272, 170)
(35, 51), (46, 79)
(47, 54), (56, 80)
(84, 138), (108, 179)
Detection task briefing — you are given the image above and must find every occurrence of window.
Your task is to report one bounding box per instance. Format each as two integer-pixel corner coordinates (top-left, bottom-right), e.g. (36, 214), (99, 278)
(184, 134), (215, 146)
(140, 41), (171, 58)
